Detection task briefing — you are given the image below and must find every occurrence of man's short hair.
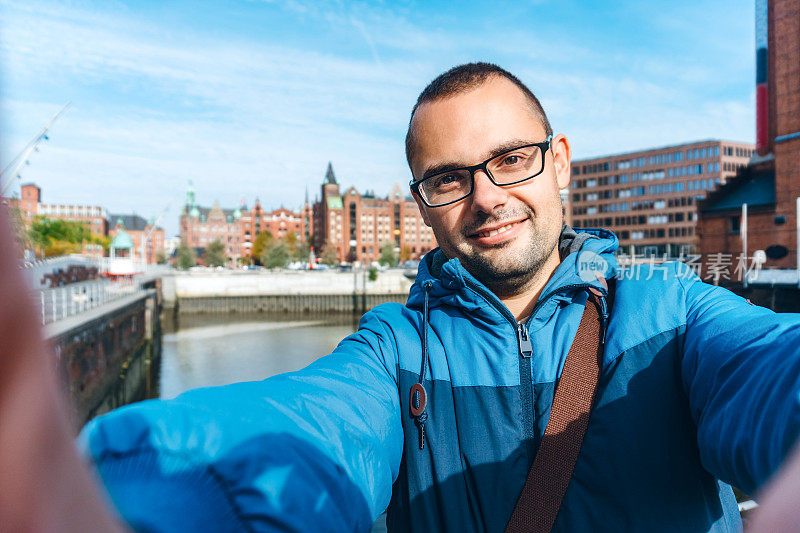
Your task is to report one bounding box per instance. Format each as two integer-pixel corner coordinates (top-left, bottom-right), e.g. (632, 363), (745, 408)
(405, 62), (553, 172)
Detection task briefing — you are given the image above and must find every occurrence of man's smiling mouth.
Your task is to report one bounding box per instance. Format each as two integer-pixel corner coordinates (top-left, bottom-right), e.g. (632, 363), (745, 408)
(466, 217), (529, 245)
(469, 218), (527, 238)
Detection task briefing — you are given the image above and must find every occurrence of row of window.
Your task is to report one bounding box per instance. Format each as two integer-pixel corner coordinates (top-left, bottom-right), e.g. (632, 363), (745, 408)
(575, 217), (694, 238)
(576, 210), (696, 227)
(574, 146), (732, 176)
(629, 227), (694, 239)
(576, 164), (722, 189)
(651, 178), (719, 194)
(573, 196), (702, 217)
(727, 147), (754, 157)
(38, 204), (106, 217)
(573, 178), (718, 205)
(667, 163), (718, 177)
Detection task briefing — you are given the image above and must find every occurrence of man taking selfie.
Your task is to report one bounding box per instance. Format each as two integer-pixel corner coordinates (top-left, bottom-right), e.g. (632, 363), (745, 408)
(2, 63), (800, 532)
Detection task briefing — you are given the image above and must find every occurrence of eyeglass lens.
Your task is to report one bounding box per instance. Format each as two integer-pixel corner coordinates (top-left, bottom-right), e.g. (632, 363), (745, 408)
(419, 144), (544, 206)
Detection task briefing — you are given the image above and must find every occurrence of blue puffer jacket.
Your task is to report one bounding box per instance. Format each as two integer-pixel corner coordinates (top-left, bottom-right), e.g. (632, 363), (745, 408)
(81, 228), (800, 532)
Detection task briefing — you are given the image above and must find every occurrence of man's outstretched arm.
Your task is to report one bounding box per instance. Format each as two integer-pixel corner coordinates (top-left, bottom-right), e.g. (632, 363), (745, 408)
(0, 210), (128, 531)
(0, 208), (405, 531)
(79, 310), (405, 532)
(677, 261), (800, 495)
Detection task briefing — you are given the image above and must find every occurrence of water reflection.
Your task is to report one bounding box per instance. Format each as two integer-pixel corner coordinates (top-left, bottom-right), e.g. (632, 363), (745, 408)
(159, 313), (358, 399)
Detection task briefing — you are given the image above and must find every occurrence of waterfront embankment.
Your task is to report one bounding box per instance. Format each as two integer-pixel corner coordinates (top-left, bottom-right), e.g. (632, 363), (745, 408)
(162, 269), (414, 314)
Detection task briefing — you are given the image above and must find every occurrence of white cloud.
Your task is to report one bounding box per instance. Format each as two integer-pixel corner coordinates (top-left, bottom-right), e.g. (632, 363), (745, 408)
(0, 0), (755, 235)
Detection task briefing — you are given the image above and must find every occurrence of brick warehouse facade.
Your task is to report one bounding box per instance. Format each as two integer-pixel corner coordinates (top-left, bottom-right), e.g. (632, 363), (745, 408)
(312, 163), (436, 264)
(698, 0), (800, 270)
(181, 164), (434, 266)
(179, 181), (310, 265)
(570, 140), (753, 256)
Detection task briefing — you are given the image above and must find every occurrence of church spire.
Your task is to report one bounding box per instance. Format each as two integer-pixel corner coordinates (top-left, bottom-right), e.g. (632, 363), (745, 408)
(324, 162), (337, 185)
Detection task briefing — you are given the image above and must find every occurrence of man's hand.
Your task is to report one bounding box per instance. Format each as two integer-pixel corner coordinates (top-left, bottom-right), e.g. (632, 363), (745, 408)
(749, 441), (800, 532)
(0, 208), (127, 531)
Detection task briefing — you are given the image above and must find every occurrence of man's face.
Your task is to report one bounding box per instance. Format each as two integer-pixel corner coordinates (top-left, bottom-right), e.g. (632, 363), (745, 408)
(409, 76), (571, 291)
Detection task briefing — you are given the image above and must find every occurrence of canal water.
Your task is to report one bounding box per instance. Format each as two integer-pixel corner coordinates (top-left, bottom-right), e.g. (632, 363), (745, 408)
(159, 313), (358, 399)
(157, 312), (387, 531)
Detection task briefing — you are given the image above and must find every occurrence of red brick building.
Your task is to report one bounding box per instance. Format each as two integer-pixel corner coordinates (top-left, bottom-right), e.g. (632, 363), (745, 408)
(180, 183), (246, 264)
(18, 183), (109, 236)
(698, 0), (800, 270)
(312, 163), (436, 264)
(571, 141), (753, 256)
(180, 182), (311, 265)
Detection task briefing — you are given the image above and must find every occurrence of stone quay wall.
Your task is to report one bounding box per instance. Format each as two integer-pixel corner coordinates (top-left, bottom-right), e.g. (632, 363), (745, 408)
(164, 270), (415, 314)
(45, 289), (161, 427)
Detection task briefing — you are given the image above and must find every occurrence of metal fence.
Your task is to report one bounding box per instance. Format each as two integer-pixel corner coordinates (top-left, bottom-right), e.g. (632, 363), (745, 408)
(37, 278), (139, 325)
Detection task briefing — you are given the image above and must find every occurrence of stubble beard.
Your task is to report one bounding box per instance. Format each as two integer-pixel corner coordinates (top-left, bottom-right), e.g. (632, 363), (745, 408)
(447, 206), (560, 297)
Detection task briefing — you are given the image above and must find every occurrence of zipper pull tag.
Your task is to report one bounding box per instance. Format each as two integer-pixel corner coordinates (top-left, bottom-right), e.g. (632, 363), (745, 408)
(517, 323), (532, 358)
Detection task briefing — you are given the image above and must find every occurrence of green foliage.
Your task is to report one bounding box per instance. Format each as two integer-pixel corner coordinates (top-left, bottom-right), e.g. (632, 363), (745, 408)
(250, 231), (274, 263)
(260, 241), (290, 269)
(378, 241), (398, 267)
(368, 266), (378, 282)
(204, 239), (227, 267)
(155, 250), (167, 264)
(294, 238), (311, 261)
(176, 241), (196, 270)
(91, 235), (111, 252)
(400, 245), (412, 262)
(319, 245), (339, 266)
(27, 216), (92, 257)
(283, 231), (298, 258)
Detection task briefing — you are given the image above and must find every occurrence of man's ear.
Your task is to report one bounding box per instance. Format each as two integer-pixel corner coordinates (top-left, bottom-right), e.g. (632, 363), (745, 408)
(412, 191), (432, 227)
(551, 134), (571, 190)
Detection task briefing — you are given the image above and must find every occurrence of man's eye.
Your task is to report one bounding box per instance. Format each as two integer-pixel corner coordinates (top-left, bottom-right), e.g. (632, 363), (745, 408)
(503, 155), (522, 166)
(435, 174), (459, 187)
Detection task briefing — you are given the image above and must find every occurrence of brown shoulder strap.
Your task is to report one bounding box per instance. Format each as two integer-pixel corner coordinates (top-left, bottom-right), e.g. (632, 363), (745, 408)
(506, 281), (614, 533)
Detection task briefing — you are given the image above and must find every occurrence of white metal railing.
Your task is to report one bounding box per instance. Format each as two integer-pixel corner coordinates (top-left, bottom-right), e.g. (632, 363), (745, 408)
(36, 277), (140, 325)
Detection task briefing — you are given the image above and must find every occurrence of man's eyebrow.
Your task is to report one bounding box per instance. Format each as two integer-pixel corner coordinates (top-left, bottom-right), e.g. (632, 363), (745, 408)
(419, 138), (538, 180)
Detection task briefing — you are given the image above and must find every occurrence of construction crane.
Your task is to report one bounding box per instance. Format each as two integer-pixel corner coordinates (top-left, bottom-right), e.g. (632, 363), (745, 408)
(139, 202), (171, 265)
(0, 103), (71, 197)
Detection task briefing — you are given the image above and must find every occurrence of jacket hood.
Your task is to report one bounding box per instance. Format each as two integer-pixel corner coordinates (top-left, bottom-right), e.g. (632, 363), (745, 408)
(407, 226), (619, 316)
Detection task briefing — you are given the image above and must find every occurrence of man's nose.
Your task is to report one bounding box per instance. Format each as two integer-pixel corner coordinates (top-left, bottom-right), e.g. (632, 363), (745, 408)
(469, 169), (508, 215)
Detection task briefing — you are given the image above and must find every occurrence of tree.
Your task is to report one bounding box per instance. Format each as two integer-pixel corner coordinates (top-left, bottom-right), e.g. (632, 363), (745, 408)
(204, 240), (226, 267)
(155, 250), (167, 265)
(319, 245), (339, 266)
(379, 241), (398, 267)
(251, 231), (274, 264)
(283, 231), (299, 259)
(27, 217), (92, 258)
(91, 235), (111, 253)
(368, 266), (378, 282)
(400, 245), (412, 262)
(294, 238), (311, 261)
(176, 241), (196, 270)
(260, 241), (289, 269)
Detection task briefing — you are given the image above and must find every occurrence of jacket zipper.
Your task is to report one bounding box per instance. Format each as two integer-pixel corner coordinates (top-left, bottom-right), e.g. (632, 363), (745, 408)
(462, 279), (607, 462)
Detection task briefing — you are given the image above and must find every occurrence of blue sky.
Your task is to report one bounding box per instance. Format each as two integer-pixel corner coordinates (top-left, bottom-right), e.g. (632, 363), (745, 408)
(1, 0), (755, 235)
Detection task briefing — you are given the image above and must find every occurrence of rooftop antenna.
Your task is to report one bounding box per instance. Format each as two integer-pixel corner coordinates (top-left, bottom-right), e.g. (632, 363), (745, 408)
(0, 102), (71, 197)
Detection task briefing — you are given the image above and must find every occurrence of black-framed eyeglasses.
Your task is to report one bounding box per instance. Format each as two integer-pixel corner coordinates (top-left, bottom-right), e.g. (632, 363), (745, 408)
(409, 135), (553, 208)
